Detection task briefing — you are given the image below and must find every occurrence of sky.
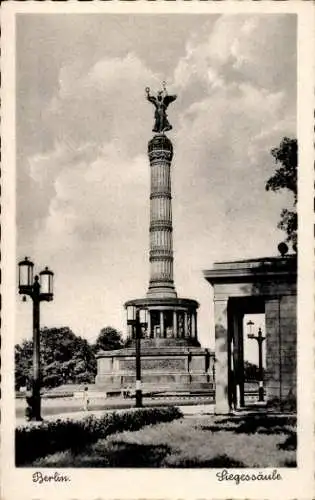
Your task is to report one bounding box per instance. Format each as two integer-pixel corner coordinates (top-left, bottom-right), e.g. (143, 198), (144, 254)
(16, 13), (297, 356)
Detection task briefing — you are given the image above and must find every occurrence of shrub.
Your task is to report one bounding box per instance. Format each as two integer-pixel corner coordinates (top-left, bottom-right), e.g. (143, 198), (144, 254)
(44, 392), (74, 399)
(16, 406), (182, 466)
(43, 374), (61, 388)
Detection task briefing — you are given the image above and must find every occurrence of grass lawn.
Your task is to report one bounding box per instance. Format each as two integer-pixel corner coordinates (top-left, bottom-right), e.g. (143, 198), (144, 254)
(33, 413), (296, 468)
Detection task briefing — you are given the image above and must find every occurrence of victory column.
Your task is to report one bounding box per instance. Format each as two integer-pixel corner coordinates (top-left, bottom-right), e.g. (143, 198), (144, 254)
(95, 84), (214, 398)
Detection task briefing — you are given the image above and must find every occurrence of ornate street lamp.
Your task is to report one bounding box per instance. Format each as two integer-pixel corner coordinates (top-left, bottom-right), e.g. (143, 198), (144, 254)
(18, 257), (54, 421)
(139, 309), (148, 331)
(126, 306), (147, 408)
(247, 319), (254, 337)
(247, 321), (265, 402)
(39, 267), (54, 297)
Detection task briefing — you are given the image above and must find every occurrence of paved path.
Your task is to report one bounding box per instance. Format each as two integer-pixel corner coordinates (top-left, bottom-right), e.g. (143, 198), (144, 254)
(16, 400), (215, 426)
(179, 404), (215, 416)
(16, 397), (134, 419)
(16, 394), (214, 415)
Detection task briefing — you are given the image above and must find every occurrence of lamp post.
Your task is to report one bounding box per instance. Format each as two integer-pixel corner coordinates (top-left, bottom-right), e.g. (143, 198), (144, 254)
(18, 257), (54, 421)
(126, 306), (147, 408)
(247, 321), (265, 402)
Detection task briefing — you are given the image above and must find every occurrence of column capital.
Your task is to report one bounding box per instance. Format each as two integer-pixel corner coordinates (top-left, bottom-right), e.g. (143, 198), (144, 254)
(214, 297), (229, 304)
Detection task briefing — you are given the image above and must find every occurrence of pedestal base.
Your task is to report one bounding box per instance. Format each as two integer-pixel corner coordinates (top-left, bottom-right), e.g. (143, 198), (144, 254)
(95, 340), (214, 396)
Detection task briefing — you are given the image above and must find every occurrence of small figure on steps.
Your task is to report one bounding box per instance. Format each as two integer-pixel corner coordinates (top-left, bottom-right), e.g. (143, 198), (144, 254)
(83, 386), (89, 411)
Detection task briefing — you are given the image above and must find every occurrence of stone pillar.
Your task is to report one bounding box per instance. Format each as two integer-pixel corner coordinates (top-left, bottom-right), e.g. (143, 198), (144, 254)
(147, 311), (152, 338)
(147, 134), (177, 299)
(194, 311), (198, 339)
(178, 314), (184, 338)
(191, 311), (197, 339)
(127, 324), (132, 339)
(265, 296), (296, 403)
(184, 311), (188, 338)
(237, 314), (245, 407)
(173, 310), (177, 338)
(214, 299), (230, 414)
(160, 311), (165, 338)
(265, 298), (280, 401)
(279, 295), (296, 399)
(233, 312), (244, 408)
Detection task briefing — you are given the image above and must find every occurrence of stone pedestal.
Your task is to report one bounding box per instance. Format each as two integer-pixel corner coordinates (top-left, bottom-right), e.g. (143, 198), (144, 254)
(95, 338), (214, 395)
(95, 295), (212, 395)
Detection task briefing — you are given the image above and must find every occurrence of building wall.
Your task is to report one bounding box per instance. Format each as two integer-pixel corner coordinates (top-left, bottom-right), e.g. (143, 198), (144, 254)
(265, 295), (296, 401)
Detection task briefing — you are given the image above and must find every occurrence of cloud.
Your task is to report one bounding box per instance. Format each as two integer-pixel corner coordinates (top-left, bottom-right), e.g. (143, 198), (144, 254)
(43, 147), (148, 249)
(45, 53), (160, 156)
(20, 141), (151, 343)
(170, 15), (296, 301)
(16, 14), (296, 345)
(174, 15), (296, 100)
(18, 52), (159, 250)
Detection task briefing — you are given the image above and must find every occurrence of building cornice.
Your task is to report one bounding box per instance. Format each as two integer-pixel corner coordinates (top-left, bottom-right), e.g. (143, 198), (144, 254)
(203, 255), (297, 284)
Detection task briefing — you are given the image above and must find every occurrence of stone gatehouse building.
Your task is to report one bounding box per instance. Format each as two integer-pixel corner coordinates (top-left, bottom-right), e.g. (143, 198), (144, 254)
(204, 254), (297, 413)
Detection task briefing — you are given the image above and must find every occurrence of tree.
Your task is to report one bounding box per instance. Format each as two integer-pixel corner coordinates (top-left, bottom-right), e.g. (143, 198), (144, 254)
(266, 137), (297, 250)
(93, 326), (124, 353)
(244, 360), (265, 381)
(15, 340), (33, 389)
(15, 327), (97, 390)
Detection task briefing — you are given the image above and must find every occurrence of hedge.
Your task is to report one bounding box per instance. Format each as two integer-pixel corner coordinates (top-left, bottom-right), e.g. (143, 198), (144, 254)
(44, 392), (74, 399)
(16, 406), (182, 466)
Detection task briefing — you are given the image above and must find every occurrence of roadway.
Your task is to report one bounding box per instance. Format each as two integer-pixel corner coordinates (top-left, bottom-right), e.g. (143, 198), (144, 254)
(15, 395), (215, 422)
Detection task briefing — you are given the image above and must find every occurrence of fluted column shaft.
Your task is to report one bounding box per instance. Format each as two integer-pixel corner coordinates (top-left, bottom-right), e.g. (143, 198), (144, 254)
(147, 134), (177, 298)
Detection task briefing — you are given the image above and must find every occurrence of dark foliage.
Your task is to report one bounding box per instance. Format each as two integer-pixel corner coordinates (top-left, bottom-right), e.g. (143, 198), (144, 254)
(15, 327), (97, 390)
(266, 137), (297, 249)
(266, 138), (297, 199)
(91, 442), (172, 468)
(15, 324), (126, 391)
(16, 406), (182, 466)
(243, 360), (265, 381)
(172, 454), (246, 468)
(15, 340), (33, 389)
(283, 459), (297, 467)
(200, 414), (296, 435)
(93, 326), (124, 353)
(277, 433), (297, 451)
